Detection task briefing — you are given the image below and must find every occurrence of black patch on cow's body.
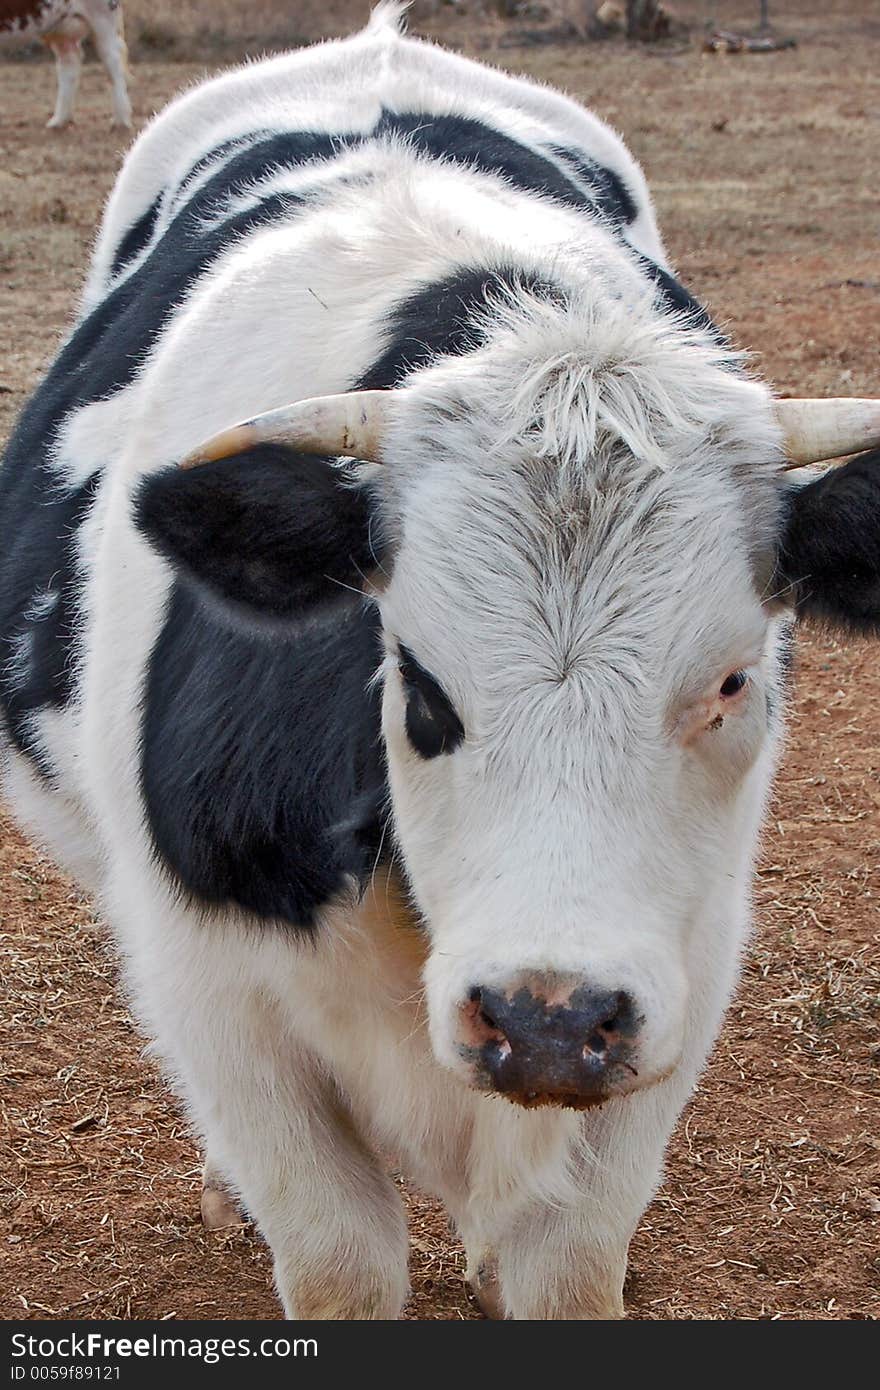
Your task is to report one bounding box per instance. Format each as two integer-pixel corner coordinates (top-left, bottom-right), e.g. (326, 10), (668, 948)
(0, 474), (99, 773)
(375, 110), (628, 224)
(398, 644), (465, 759)
(134, 445), (383, 623)
(549, 145), (638, 225)
(633, 254), (719, 338)
(109, 196), (161, 279)
(778, 448), (880, 635)
(114, 111), (609, 304)
(141, 587), (385, 928)
(109, 135), (259, 280)
(356, 265), (562, 390)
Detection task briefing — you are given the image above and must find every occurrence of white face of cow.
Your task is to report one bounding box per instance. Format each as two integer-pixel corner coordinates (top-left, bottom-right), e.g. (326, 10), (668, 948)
(373, 310), (785, 1108)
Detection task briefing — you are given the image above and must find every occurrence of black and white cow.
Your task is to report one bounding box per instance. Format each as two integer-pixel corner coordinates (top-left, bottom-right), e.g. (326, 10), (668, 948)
(0, 1), (131, 128)
(1, 4), (878, 1319)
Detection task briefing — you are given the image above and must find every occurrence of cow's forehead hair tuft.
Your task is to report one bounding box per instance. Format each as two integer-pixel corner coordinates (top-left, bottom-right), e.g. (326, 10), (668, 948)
(390, 277), (780, 477)
(381, 278), (783, 577)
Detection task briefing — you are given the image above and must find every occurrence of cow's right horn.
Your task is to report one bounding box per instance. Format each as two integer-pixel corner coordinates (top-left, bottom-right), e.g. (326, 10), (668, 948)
(775, 397), (880, 468)
(179, 390), (393, 469)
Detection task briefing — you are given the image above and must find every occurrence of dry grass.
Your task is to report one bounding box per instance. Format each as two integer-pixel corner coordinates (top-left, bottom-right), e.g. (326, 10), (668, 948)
(5, 0), (871, 65)
(1, 0), (448, 59)
(126, 0), (368, 56)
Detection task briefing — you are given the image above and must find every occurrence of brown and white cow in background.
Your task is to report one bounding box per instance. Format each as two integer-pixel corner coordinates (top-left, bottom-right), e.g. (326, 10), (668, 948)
(1, 0), (131, 128)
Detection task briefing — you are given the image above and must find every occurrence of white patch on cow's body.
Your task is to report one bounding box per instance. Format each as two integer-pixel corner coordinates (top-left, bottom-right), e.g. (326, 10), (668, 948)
(2, 741), (100, 888)
(48, 385), (139, 489)
(4, 627), (34, 695)
(3, 6), (800, 1318)
(26, 585), (60, 623)
(3, 585), (59, 693)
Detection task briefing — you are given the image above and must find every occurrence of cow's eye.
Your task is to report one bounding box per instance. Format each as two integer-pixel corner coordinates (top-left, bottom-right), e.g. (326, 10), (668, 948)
(720, 670), (748, 699)
(398, 644), (464, 759)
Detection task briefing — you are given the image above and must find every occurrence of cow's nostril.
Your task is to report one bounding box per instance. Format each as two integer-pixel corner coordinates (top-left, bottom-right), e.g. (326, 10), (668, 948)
(582, 992), (630, 1059)
(583, 1021), (621, 1057)
(470, 987), (506, 1039)
(462, 988), (509, 1049)
(478, 1004), (510, 1052)
(478, 1004), (499, 1032)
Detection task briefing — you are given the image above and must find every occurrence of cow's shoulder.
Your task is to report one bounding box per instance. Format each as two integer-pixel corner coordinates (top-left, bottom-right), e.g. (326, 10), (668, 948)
(140, 587), (386, 930)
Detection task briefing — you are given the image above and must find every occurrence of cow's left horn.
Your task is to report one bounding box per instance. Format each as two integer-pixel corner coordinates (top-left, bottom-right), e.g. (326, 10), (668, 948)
(179, 391), (393, 469)
(775, 397), (880, 468)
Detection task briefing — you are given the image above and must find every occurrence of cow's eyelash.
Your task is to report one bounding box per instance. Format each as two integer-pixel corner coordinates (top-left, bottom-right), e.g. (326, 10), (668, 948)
(719, 670), (748, 698)
(397, 646), (433, 692)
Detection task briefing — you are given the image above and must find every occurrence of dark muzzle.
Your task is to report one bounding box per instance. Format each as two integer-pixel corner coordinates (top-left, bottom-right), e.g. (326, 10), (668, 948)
(460, 979), (642, 1108)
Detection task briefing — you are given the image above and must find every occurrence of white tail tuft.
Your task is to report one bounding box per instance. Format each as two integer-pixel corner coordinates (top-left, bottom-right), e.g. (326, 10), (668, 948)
(365, 1), (410, 37)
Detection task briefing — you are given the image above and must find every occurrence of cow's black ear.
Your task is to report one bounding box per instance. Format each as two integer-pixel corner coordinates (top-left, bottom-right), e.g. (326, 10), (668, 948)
(133, 443), (383, 620)
(776, 448), (880, 635)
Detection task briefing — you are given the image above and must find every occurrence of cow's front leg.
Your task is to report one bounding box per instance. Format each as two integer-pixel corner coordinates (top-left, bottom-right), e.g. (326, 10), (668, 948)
(459, 1210), (624, 1319)
(119, 910), (409, 1317)
(200, 1157), (244, 1230)
(466, 1249), (505, 1319)
(44, 34), (83, 129)
(496, 1202), (628, 1319)
(192, 1044), (409, 1319)
(482, 1094), (676, 1319)
(261, 1088), (409, 1318)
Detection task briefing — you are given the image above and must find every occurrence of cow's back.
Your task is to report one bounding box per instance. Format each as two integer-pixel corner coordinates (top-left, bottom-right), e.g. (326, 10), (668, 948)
(84, 4), (663, 307)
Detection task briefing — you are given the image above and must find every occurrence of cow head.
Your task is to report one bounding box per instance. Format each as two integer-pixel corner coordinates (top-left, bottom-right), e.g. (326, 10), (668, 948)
(135, 303), (880, 1110)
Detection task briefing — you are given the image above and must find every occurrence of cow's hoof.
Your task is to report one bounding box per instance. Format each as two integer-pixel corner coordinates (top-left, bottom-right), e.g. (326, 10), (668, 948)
(200, 1180), (244, 1230)
(46, 117), (72, 130)
(468, 1255), (506, 1319)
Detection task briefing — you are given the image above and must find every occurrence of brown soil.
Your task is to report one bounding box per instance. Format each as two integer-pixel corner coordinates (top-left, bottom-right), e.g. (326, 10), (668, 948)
(1, 2), (878, 1321)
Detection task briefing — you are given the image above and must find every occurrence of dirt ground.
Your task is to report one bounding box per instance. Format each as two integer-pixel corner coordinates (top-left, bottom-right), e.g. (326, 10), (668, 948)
(1, 3), (878, 1321)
